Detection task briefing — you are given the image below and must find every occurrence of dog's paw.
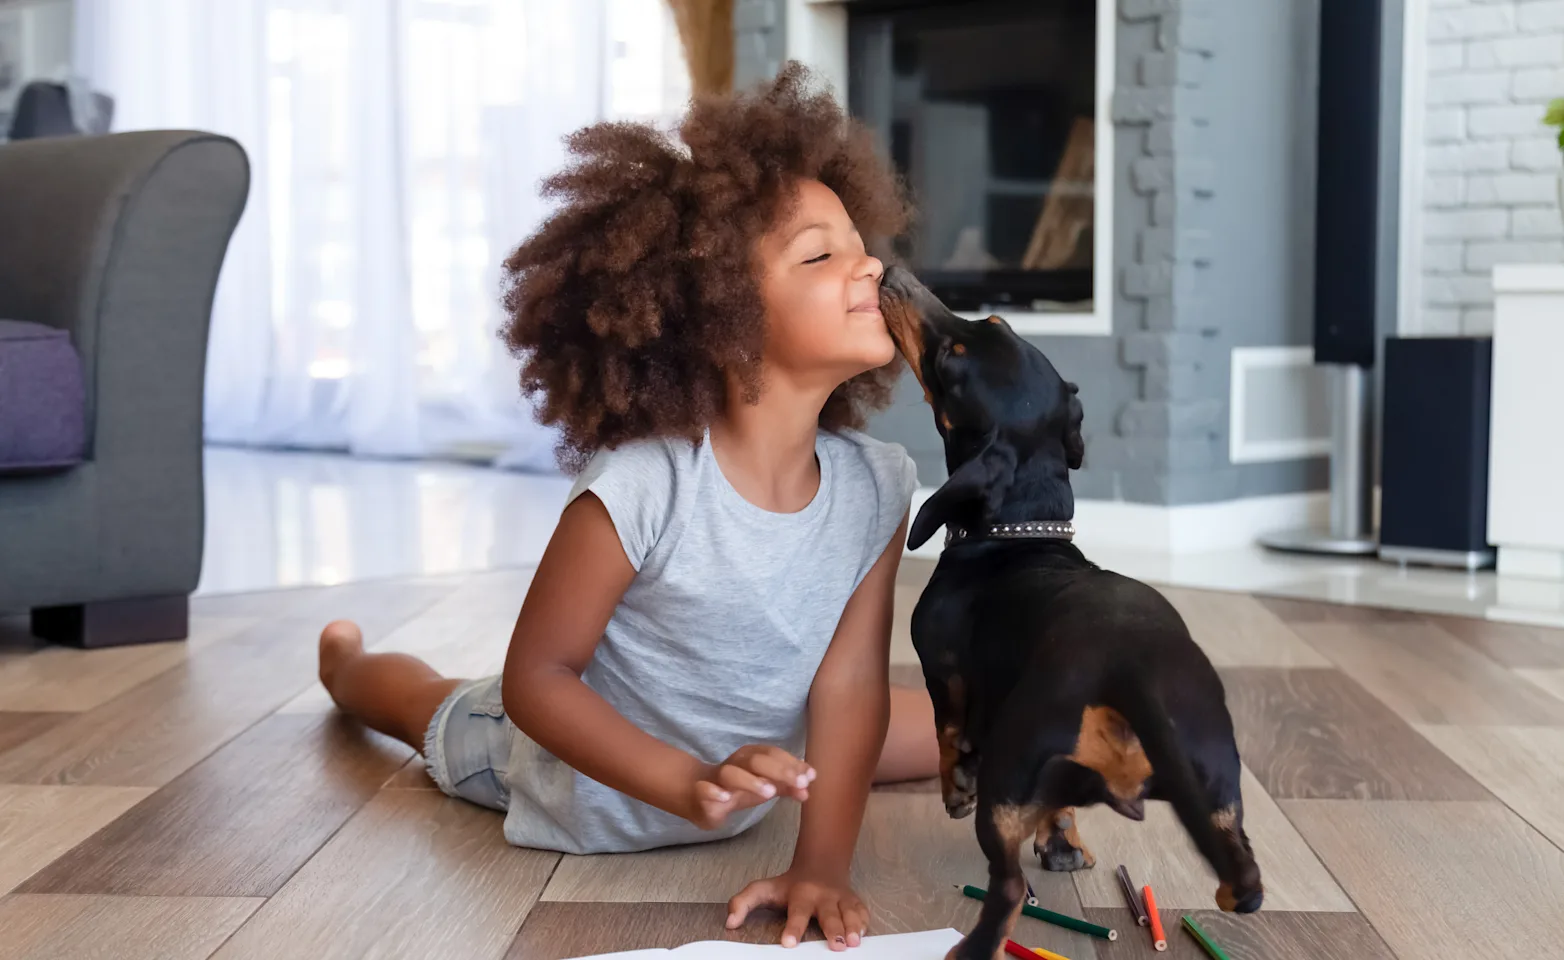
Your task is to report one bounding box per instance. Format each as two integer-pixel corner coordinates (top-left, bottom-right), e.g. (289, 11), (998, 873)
(1034, 815), (1096, 873)
(1035, 840), (1090, 872)
(945, 794), (977, 819)
(952, 761), (977, 793)
(1216, 881), (1264, 914)
(942, 763), (977, 818)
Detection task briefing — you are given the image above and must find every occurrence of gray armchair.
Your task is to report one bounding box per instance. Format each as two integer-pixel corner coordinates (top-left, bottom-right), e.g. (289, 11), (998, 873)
(0, 131), (249, 647)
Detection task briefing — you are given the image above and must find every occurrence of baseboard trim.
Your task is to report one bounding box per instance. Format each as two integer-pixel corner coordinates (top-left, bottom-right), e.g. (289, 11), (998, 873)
(1496, 547), (1564, 581)
(905, 488), (1330, 558)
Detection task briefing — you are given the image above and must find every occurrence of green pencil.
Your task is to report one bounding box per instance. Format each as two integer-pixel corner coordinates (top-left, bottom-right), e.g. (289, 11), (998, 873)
(955, 885), (1117, 941)
(1181, 916), (1232, 960)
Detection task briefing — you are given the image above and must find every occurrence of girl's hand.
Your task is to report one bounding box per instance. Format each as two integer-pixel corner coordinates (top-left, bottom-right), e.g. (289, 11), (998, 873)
(725, 869), (869, 951)
(687, 745), (816, 830)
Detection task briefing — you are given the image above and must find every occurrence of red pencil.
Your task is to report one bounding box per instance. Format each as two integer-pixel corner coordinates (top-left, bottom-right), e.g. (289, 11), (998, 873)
(1003, 940), (1037, 959)
(1142, 885), (1167, 952)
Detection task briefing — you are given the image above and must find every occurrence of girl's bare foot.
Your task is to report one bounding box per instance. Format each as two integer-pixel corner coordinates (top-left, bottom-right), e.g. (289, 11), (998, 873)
(318, 619), (365, 696)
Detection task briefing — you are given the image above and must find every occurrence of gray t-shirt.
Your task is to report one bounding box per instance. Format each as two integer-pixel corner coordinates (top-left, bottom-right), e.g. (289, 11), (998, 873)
(500, 428), (917, 854)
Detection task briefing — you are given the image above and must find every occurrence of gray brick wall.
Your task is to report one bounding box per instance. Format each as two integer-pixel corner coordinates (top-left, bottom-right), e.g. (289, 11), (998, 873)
(1420, 0), (1564, 335)
(1108, 0), (1227, 502)
(737, 0), (1327, 506)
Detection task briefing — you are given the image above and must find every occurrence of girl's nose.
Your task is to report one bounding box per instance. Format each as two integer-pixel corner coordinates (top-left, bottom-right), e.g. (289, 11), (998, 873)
(860, 254), (885, 282)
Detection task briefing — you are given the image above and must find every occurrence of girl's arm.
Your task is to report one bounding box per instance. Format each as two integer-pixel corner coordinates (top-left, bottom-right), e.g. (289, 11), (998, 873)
(793, 512), (907, 876)
(725, 513), (909, 949)
(502, 492), (809, 827)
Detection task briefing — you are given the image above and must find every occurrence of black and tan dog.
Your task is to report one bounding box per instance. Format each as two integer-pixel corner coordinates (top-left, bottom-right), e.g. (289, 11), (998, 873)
(879, 267), (1263, 960)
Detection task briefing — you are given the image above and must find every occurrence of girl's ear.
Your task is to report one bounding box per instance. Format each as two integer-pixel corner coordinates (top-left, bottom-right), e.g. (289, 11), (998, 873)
(908, 434), (1018, 550)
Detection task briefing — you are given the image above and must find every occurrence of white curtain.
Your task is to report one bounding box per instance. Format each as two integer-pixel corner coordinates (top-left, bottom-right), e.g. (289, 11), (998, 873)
(72, 0), (690, 470)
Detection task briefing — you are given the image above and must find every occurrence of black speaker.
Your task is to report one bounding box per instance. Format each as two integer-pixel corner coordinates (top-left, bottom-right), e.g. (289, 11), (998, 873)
(1314, 0), (1382, 368)
(1378, 337), (1494, 569)
(1260, 0), (1386, 556)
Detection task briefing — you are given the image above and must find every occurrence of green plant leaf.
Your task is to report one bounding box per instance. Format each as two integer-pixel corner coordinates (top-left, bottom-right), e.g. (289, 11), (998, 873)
(1546, 98), (1564, 127)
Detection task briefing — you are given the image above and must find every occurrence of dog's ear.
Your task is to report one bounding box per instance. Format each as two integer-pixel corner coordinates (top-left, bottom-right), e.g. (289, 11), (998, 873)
(1064, 382), (1085, 471)
(908, 433), (1018, 550)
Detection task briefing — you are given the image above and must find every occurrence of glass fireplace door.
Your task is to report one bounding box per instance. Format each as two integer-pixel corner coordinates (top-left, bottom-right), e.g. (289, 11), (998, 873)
(848, 0), (1099, 317)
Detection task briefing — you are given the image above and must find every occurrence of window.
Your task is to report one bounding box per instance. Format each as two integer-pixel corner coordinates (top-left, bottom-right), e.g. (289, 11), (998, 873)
(263, 0), (690, 406)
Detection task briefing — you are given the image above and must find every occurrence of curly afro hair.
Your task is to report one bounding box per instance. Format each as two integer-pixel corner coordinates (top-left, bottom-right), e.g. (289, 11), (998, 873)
(501, 61), (911, 472)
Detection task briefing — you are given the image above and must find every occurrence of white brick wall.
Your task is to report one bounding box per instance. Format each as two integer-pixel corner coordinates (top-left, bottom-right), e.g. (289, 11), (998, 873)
(1420, 1), (1564, 335)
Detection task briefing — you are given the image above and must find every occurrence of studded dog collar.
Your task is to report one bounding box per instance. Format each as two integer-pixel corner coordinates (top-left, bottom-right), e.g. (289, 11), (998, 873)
(945, 520), (1076, 548)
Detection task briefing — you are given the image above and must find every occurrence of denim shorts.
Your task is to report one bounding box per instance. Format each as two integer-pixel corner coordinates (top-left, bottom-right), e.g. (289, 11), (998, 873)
(423, 675), (514, 811)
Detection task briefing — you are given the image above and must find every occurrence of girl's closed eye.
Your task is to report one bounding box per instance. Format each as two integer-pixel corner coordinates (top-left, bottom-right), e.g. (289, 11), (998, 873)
(803, 252), (831, 264)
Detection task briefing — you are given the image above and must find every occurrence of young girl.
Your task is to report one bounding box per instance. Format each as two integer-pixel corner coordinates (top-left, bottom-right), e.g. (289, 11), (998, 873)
(316, 62), (938, 951)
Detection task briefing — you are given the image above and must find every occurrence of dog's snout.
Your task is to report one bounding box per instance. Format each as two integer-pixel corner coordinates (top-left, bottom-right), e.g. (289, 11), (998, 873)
(879, 265), (943, 314)
(878, 266), (967, 348)
(880, 264), (916, 296)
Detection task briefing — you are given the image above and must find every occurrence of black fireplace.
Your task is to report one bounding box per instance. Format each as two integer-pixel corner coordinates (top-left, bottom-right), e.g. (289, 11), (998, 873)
(847, 0), (1098, 313)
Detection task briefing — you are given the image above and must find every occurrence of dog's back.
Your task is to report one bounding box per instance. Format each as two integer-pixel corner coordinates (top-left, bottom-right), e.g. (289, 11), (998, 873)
(917, 545), (1217, 690)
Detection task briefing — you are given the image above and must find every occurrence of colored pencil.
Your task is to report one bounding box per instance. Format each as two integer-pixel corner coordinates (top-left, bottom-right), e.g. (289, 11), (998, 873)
(1116, 864), (1149, 926)
(1025, 877), (1039, 906)
(955, 885), (1117, 941)
(1003, 940), (1037, 959)
(1142, 884), (1167, 952)
(1029, 945), (1074, 960)
(1182, 916), (1234, 960)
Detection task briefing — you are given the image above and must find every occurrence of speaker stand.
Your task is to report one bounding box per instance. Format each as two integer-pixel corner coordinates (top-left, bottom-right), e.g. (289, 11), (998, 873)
(1259, 363), (1378, 556)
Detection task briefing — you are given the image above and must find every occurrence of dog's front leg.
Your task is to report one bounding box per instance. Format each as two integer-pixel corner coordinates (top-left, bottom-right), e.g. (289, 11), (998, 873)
(952, 748), (980, 806)
(939, 728), (980, 819)
(929, 674), (980, 818)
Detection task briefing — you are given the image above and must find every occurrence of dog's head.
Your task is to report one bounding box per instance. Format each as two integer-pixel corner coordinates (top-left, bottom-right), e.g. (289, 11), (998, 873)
(880, 266), (1084, 551)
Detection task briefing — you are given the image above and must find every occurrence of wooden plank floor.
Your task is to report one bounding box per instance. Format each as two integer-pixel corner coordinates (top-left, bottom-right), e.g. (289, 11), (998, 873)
(2, 565), (1563, 960)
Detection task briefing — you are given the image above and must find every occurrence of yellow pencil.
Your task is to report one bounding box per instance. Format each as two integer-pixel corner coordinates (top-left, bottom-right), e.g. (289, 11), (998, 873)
(1031, 947), (1073, 960)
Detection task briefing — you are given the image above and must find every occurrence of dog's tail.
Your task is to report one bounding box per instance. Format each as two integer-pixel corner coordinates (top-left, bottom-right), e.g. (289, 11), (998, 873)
(1108, 677), (1235, 886)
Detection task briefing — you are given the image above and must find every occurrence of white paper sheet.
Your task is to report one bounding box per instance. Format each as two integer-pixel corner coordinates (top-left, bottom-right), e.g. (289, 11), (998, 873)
(567, 928), (963, 960)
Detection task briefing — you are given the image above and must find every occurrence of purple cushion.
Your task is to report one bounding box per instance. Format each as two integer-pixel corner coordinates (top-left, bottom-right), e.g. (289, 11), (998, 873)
(0, 319), (86, 474)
